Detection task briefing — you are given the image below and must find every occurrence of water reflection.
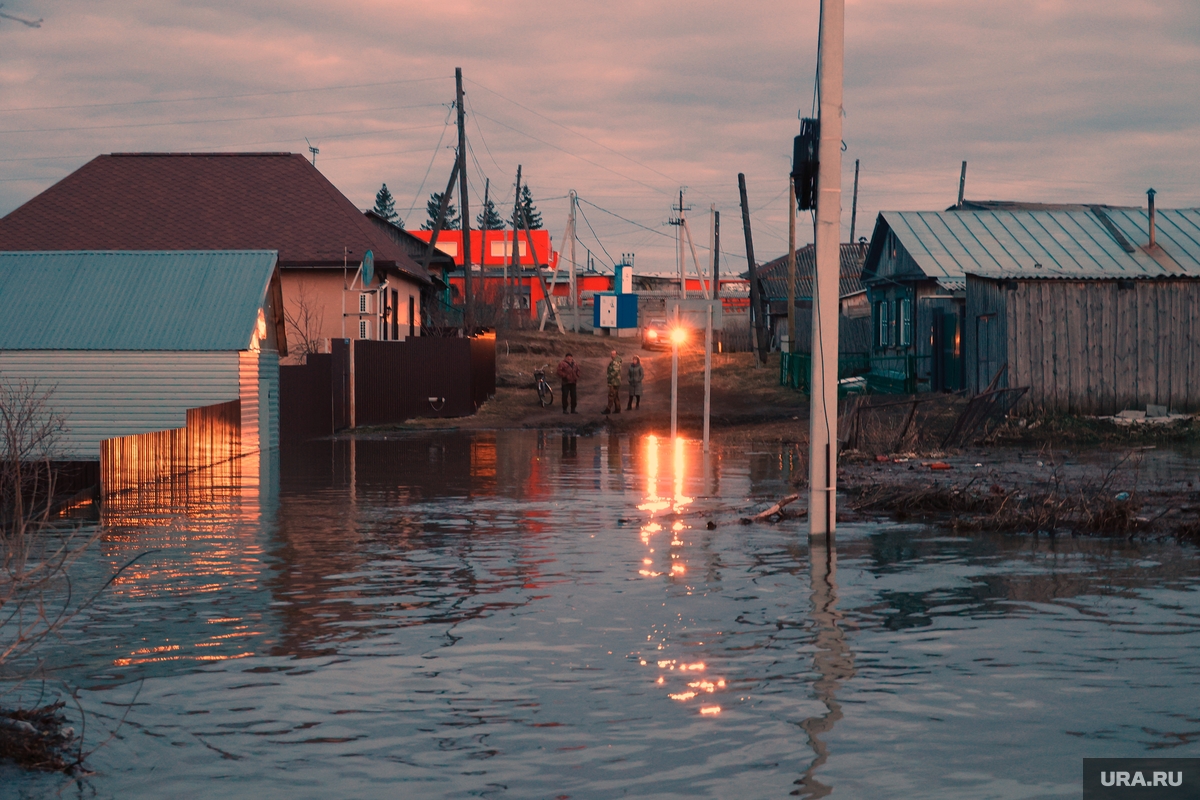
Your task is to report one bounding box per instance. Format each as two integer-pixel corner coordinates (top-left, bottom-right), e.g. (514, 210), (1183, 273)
(8, 432), (1200, 799)
(795, 537), (856, 798)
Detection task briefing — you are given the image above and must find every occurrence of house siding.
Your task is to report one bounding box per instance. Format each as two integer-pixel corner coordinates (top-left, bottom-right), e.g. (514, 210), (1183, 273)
(0, 350), (240, 459)
(966, 277), (1200, 414)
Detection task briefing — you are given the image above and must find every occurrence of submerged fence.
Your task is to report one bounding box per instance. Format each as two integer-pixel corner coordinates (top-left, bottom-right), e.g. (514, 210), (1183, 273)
(100, 399), (242, 499)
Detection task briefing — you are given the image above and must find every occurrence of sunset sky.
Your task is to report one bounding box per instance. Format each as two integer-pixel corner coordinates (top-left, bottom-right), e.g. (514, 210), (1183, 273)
(2, 0), (1197, 274)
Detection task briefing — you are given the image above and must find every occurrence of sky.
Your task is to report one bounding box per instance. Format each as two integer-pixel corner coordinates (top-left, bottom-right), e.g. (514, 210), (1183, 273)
(2, 0), (1198, 275)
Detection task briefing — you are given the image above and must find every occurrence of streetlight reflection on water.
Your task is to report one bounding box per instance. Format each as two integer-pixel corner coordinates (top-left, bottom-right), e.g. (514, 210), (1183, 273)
(636, 433), (721, 715)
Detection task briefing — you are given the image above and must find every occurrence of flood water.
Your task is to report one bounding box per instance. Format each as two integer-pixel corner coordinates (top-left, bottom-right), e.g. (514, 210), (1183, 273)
(5, 430), (1200, 798)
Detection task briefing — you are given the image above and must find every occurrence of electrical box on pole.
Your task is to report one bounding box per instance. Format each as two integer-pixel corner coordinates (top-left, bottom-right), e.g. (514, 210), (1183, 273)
(793, 118), (820, 211)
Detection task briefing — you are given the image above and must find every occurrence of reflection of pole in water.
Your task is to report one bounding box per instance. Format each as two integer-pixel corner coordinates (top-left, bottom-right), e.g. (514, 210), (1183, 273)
(795, 537), (856, 799)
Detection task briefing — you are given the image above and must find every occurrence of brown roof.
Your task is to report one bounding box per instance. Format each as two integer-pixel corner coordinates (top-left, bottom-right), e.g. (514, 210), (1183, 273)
(0, 153), (429, 284)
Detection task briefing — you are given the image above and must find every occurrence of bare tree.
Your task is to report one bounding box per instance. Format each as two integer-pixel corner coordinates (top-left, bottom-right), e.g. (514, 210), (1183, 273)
(282, 281), (325, 361)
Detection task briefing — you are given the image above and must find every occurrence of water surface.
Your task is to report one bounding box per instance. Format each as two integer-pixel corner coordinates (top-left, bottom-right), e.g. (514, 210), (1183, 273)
(5, 431), (1200, 798)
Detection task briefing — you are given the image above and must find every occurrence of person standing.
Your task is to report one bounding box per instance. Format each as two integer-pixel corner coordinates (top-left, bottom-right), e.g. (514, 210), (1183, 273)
(556, 352), (581, 414)
(626, 355), (644, 410)
(603, 349), (622, 414)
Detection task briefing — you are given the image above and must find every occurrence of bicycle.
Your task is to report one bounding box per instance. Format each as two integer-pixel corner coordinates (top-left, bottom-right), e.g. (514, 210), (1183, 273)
(533, 364), (554, 408)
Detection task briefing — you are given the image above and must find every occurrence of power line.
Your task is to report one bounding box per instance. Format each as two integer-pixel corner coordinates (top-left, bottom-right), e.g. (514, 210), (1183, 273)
(469, 108), (666, 196)
(407, 106), (455, 222)
(0, 102), (443, 136)
(577, 197), (673, 240)
(0, 76), (446, 114)
(575, 202), (615, 267)
(463, 93), (505, 176)
(465, 76), (678, 194)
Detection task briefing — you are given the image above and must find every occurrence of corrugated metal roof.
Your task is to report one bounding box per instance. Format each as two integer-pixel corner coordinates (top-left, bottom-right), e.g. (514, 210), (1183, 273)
(755, 243), (867, 300)
(0, 250), (277, 350)
(877, 208), (1200, 280)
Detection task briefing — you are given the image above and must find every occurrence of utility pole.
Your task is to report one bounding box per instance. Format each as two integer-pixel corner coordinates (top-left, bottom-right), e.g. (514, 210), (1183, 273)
(849, 158), (860, 243)
(510, 165), (522, 325)
(738, 173), (768, 366)
(808, 0), (844, 540)
(957, 160), (967, 208)
(570, 190), (579, 332)
(456, 68), (473, 333)
(481, 176), (490, 288)
(522, 182), (565, 334)
(669, 189), (689, 298)
(704, 210), (720, 452)
(420, 160), (460, 277)
(788, 176), (797, 354)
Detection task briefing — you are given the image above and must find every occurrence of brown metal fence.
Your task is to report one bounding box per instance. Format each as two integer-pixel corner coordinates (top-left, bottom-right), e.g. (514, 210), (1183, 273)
(100, 399), (241, 498)
(355, 338), (474, 424)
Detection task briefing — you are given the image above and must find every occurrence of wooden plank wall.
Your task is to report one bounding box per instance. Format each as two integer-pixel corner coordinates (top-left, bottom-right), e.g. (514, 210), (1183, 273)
(998, 279), (1200, 414)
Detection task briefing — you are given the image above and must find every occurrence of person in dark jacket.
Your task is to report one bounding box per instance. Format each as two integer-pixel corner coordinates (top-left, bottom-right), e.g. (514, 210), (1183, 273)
(556, 353), (581, 414)
(626, 355), (644, 410)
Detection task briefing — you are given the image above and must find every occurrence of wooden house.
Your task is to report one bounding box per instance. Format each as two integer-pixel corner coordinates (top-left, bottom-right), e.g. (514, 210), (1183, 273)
(0, 250), (285, 493)
(755, 242), (871, 354)
(963, 206), (1200, 413)
(0, 153), (432, 362)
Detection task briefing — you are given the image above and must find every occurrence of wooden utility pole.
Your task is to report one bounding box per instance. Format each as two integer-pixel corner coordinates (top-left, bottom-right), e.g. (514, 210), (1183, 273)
(808, 0), (844, 540)
(481, 177), (490, 281)
(420, 159), (460, 276)
(677, 189), (687, 298)
(849, 158), (860, 243)
(520, 183), (565, 334)
(787, 176), (797, 353)
(957, 160), (967, 208)
(509, 165), (522, 324)
(455, 68), (473, 333)
(704, 210), (720, 452)
(738, 173), (768, 366)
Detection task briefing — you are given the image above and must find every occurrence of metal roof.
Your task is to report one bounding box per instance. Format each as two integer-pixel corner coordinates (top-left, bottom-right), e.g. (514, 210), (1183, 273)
(873, 208), (1200, 281)
(755, 243), (867, 301)
(0, 250), (278, 350)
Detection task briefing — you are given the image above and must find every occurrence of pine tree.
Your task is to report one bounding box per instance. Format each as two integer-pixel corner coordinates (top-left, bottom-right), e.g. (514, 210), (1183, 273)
(519, 184), (542, 229)
(421, 192), (460, 230)
(476, 199), (504, 230)
(372, 183), (401, 226)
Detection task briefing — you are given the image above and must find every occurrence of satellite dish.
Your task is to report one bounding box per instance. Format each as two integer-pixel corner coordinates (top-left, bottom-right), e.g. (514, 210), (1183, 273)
(361, 250), (374, 287)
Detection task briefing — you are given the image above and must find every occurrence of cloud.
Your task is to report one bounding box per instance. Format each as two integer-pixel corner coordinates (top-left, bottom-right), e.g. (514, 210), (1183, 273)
(1, 0), (1197, 272)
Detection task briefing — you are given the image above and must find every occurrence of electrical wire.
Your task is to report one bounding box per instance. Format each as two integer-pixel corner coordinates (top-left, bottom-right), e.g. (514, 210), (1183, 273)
(466, 76), (677, 194)
(407, 106), (455, 222)
(575, 202), (615, 268)
(469, 108), (666, 195)
(0, 102), (443, 136)
(577, 197), (674, 240)
(1, 76), (447, 114)
(463, 93), (506, 176)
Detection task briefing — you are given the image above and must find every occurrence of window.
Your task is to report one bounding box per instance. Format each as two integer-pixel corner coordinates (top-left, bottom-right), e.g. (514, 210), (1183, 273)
(435, 241), (458, 257)
(391, 290), (399, 340)
(359, 319), (369, 340)
(408, 295), (415, 336)
(897, 297), (913, 347)
(359, 293), (368, 313)
(876, 300), (893, 348)
(489, 240), (528, 258)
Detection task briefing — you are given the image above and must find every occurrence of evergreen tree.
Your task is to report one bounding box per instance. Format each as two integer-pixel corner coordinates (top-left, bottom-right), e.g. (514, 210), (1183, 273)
(476, 199), (504, 230)
(421, 192), (460, 230)
(372, 183), (401, 227)
(519, 184), (542, 229)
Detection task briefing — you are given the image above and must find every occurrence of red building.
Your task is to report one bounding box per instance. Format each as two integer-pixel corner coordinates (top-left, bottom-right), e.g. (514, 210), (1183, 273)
(410, 229), (612, 319)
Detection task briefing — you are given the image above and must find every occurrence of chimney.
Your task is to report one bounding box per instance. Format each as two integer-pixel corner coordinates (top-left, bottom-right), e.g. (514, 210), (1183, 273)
(1147, 188), (1157, 249)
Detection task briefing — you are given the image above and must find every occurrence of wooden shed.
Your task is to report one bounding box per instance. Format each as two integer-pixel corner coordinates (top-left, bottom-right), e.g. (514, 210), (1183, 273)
(0, 250), (286, 493)
(962, 207), (1200, 413)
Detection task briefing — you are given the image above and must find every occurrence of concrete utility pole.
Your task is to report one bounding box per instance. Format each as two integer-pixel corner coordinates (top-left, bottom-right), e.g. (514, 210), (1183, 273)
(704, 210), (720, 452)
(570, 191), (579, 332)
(456, 68), (473, 333)
(738, 173), (769, 366)
(674, 189), (687, 298)
(808, 0), (844, 540)
(787, 176), (797, 354)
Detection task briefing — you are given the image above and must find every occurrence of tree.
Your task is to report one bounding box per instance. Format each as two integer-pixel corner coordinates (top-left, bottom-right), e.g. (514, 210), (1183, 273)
(519, 184), (542, 229)
(476, 199), (504, 230)
(372, 183), (401, 227)
(421, 192), (460, 231)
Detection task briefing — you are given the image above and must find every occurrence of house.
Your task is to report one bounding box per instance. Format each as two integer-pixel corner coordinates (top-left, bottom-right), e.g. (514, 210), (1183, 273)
(0, 153), (431, 362)
(364, 210), (459, 327)
(962, 205), (1200, 413)
(755, 242), (871, 353)
(0, 250), (285, 493)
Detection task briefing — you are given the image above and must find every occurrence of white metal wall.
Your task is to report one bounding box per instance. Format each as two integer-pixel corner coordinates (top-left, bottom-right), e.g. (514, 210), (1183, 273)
(239, 350), (279, 453)
(0, 350), (240, 460)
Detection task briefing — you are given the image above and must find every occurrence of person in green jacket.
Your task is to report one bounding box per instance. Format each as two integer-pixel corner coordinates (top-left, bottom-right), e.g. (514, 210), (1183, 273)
(603, 350), (622, 414)
(626, 355), (644, 410)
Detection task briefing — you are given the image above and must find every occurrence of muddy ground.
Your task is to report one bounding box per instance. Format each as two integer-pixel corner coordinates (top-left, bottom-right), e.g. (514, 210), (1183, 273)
(360, 329), (1200, 542)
